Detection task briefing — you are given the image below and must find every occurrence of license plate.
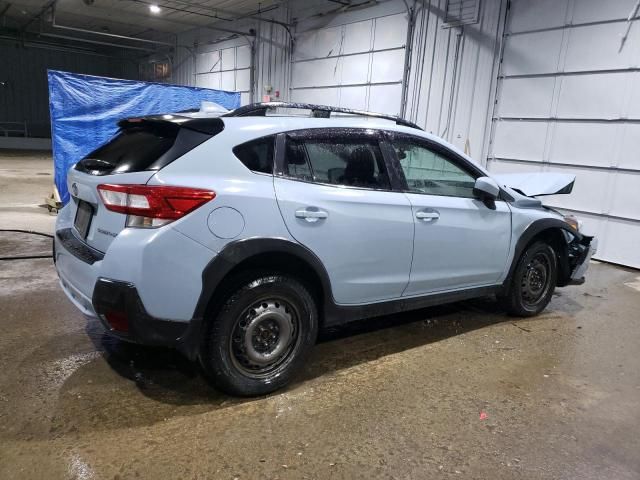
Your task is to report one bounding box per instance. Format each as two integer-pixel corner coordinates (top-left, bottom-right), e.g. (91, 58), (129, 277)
(74, 200), (93, 239)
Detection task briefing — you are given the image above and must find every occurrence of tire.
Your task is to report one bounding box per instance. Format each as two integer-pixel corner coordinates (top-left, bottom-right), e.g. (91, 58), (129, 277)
(500, 241), (557, 317)
(200, 274), (318, 396)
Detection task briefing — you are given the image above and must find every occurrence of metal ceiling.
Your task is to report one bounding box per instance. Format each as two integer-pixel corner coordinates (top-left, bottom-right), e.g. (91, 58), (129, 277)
(1, 0), (281, 43)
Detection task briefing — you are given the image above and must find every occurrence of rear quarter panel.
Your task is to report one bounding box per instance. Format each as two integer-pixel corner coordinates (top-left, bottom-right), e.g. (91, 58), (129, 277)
(147, 123), (294, 253)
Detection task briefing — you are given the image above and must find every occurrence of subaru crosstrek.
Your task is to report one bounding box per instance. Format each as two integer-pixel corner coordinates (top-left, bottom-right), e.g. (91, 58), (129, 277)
(54, 102), (596, 396)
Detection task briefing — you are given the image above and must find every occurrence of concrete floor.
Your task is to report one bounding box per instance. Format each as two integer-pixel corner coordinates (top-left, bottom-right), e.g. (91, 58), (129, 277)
(0, 150), (57, 233)
(1, 150), (640, 479)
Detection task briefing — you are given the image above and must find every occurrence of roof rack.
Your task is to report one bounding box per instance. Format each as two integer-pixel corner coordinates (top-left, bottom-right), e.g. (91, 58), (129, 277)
(222, 102), (422, 130)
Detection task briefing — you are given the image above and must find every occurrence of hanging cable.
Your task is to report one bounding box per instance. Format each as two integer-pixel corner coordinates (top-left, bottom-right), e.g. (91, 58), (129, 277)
(0, 229), (54, 261)
(1, 255), (52, 261)
(410, 0), (429, 123)
(440, 27), (463, 138)
(0, 229), (53, 239)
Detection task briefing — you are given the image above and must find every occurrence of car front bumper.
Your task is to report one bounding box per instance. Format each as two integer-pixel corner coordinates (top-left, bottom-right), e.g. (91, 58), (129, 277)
(568, 236), (598, 285)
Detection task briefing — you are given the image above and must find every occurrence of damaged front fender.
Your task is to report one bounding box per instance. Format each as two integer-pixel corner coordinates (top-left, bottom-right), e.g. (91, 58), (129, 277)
(503, 219), (597, 292)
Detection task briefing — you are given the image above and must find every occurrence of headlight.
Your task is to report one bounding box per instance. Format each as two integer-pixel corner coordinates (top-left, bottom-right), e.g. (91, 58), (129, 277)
(563, 214), (581, 232)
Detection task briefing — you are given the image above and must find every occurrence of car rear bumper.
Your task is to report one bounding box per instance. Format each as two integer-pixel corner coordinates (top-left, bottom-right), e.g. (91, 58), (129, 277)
(92, 278), (192, 347)
(55, 230), (102, 318)
(54, 203), (216, 355)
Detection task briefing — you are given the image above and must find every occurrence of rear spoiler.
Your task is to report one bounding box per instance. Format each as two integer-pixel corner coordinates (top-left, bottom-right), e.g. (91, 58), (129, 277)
(118, 115), (224, 136)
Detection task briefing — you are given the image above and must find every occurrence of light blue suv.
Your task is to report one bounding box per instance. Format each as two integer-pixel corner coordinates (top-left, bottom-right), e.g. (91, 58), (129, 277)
(54, 102), (596, 395)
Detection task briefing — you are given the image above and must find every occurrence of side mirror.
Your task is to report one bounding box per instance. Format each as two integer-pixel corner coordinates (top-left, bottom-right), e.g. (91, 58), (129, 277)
(473, 176), (500, 202)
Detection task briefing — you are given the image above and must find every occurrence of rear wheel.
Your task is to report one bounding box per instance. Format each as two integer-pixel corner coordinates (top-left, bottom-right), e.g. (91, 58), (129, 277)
(501, 241), (557, 317)
(200, 274), (318, 396)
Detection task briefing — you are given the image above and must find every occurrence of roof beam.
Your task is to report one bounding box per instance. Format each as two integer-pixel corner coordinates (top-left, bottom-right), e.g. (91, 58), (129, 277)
(126, 0), (256, 36)
(0, 3), (12, 19)
(20, 0), (56, 32)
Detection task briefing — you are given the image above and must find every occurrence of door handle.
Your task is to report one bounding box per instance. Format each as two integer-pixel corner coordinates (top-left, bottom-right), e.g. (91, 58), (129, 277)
(415, 210), (440, 221)
(295, 208), (328, 223)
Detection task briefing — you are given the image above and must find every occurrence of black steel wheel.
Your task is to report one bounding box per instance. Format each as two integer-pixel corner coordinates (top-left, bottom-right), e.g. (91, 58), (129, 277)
(200, 274), (318, 396)
(520, 251), (553, 308)
(229, 297), (300, 378)
(501, 241), (557, 317)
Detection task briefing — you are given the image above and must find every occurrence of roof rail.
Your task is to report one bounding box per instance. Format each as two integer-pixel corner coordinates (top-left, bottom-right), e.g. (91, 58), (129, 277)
(222, 102), (422, 130)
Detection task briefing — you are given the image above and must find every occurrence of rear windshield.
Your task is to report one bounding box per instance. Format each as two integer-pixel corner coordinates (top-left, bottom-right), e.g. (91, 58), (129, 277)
(75, 118), (223, 175)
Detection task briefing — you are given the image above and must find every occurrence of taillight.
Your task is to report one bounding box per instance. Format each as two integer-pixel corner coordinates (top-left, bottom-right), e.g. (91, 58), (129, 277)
(97, 184), (215, 228)
(104, 310), (129, 332)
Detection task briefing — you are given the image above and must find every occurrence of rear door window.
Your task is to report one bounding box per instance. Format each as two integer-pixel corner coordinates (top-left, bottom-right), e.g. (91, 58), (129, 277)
(284, 134), (391, 190)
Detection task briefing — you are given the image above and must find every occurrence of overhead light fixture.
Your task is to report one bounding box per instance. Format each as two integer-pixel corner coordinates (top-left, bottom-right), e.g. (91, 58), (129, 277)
(149, 4), (161, 14)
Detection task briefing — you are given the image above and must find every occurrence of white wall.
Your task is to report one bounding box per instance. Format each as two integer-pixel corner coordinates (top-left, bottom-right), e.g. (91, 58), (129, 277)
(289, 2), (408, 115)
(170, 5), (292, 105)
(404, 0), (505, 160)
(488, 0), (640, 268)
(166, 0), (640, 268)
(288, 0), (505, 161)
(195, 41), (253, 105)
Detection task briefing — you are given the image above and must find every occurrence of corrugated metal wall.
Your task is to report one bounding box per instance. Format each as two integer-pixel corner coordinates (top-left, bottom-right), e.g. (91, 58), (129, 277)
(171, 6), (292, 104)
(404, 0), (505, 162)
(288, 0), (505, 162)
(171, 0), (505, 165)
(289, 3), (408, 116)
(0, 42), (139, 138)
(194, 42), (253, 104)
(488, 0), (640, 268)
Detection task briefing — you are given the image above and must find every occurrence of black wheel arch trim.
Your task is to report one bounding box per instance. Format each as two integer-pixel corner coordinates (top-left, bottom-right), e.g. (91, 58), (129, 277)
(178, 237), (334, 360)
(192, 237), (335, 322)
(92, 221), (593, 361)
(184, 237), (506, 361)
(93, 237), (512, 361)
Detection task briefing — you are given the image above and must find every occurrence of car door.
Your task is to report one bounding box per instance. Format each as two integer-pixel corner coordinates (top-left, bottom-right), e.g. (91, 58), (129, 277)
(273, 128), (414, 305)
(388, 134), (512, 296)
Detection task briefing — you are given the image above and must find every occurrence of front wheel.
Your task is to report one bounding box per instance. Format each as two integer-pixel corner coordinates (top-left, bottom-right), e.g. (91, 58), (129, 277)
(200, 274), (318, 396)
(500, 241), (557, 317)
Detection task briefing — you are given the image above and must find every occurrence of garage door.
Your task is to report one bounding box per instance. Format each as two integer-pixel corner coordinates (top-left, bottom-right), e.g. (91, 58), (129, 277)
(290, 12), (407, 116)
(488, 0), (640, 268)
(195, 44), (252, 105)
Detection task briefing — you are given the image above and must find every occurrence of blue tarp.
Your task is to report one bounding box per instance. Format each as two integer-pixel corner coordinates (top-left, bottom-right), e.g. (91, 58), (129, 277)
(47, 70), (241, 204)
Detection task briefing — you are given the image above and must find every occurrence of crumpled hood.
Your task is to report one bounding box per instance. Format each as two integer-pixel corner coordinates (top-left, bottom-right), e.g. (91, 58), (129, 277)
(492, 172), (576, 197)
